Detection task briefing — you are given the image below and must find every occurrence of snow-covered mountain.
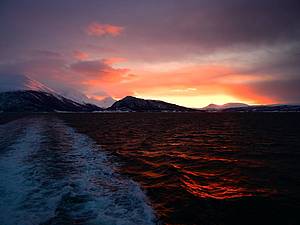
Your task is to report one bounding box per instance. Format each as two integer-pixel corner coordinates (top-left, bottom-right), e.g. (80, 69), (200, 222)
(89, 96), (116, 108)
(0, 74), (116, 108)
(0, 74), (102, 112)
(0, 90), (102, 112)
(55, 90), (116, 108)
(54, 88), (95, 105)
(203, 103), (249, 110)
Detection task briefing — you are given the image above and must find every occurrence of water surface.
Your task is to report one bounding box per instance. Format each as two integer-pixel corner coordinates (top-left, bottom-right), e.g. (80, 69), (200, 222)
(61, 113), (300, 225)
(1, 113), (300, 225)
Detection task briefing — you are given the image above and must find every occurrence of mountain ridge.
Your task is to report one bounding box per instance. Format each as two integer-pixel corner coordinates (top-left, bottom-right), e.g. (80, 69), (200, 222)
(0, 90), (102, 112)
(0, 74), (115, 108)
(108, 96), (197, 112)
(1, 75), (299, 113)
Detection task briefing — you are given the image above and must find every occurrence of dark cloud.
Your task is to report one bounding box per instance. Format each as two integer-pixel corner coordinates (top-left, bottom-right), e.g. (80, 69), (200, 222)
(1, 0), (299, 58)
(234, 43), (300, 79)
(70, 60), (110, 76)
(249, 79), (300, 104)
(170, 0), (300, 47)
(30, 50), (63, 58)
(0, 58), (68, 80)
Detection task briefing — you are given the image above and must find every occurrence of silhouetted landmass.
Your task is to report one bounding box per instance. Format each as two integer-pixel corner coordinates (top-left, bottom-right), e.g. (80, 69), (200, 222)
(0, 90), (102, 112)
(1, 91), (299, 113)
(108, 96), (197, 112)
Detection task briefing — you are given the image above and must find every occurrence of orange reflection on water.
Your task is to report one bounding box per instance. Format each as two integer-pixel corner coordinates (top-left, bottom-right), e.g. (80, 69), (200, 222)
(181, 174), (254, 200)
(180, 171), (274, 200)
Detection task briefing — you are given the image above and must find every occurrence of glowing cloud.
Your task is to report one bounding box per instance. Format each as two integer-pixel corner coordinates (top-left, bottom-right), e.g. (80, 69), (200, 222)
(70, 59), (129, 82)
(86, 22), (124, 37)
(103, 57), (127, 65)
(73, 50), (89, 60)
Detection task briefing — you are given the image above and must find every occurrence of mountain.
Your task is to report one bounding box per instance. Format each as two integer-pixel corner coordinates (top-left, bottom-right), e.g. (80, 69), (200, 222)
(52, 88), (116, 108)
(0, 74), (115, 108)
(86, 96), (116, 108)
(53, 88), (94, 105)
(203, 104), (219, 110)
(0, 74), (102, 112)
(108, 96), (196, 112)
(0, 90), (102, 112)
(203, 103), (249, 110)
(96, 96), (116, 108)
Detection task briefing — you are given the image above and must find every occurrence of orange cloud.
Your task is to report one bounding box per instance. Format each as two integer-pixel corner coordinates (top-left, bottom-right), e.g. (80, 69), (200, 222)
(66, 58), (279, 106)
(73, 50), (89, 60)
(70, 59), (130, 83)
(226, 84), (276, 105)
(86, 22), (124, 37)
(93, 64), (278, 106)
(103, 57), (127, 65)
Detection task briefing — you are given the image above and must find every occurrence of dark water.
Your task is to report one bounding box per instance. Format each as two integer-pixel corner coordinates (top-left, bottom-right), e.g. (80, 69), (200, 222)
(1, 113), (300, 225)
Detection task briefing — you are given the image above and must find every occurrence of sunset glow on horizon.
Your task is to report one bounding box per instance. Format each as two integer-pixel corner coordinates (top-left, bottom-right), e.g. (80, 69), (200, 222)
(0, 0), (299, 107)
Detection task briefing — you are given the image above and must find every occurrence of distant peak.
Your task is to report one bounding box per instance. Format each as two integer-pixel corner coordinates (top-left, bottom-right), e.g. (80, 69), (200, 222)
(203, 102), (249, 110)
(207, 103), (219, 107)
(122, 96), (140, 101)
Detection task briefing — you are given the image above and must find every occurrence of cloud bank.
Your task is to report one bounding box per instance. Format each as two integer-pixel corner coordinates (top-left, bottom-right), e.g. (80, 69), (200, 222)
(0, 0), (299, 106)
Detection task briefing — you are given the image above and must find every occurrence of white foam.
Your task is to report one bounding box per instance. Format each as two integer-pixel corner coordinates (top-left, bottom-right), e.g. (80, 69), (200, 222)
(0, 118), (59, 225)
(0, 117), (157, 225)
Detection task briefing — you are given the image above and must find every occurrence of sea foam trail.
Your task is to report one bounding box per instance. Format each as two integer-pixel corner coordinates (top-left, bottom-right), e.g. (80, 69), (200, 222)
(0, 117), (156, 225)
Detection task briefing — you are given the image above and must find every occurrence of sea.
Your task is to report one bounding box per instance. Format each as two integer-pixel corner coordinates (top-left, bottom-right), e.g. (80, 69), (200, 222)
(0, 112), (299, 225)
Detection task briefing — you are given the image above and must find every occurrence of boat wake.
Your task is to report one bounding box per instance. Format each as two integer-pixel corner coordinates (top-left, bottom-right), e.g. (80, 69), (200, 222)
(0, 116), (156, 225)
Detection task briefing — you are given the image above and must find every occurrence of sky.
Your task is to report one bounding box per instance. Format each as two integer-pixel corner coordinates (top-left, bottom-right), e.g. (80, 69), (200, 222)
(0, 0), (299, 107)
